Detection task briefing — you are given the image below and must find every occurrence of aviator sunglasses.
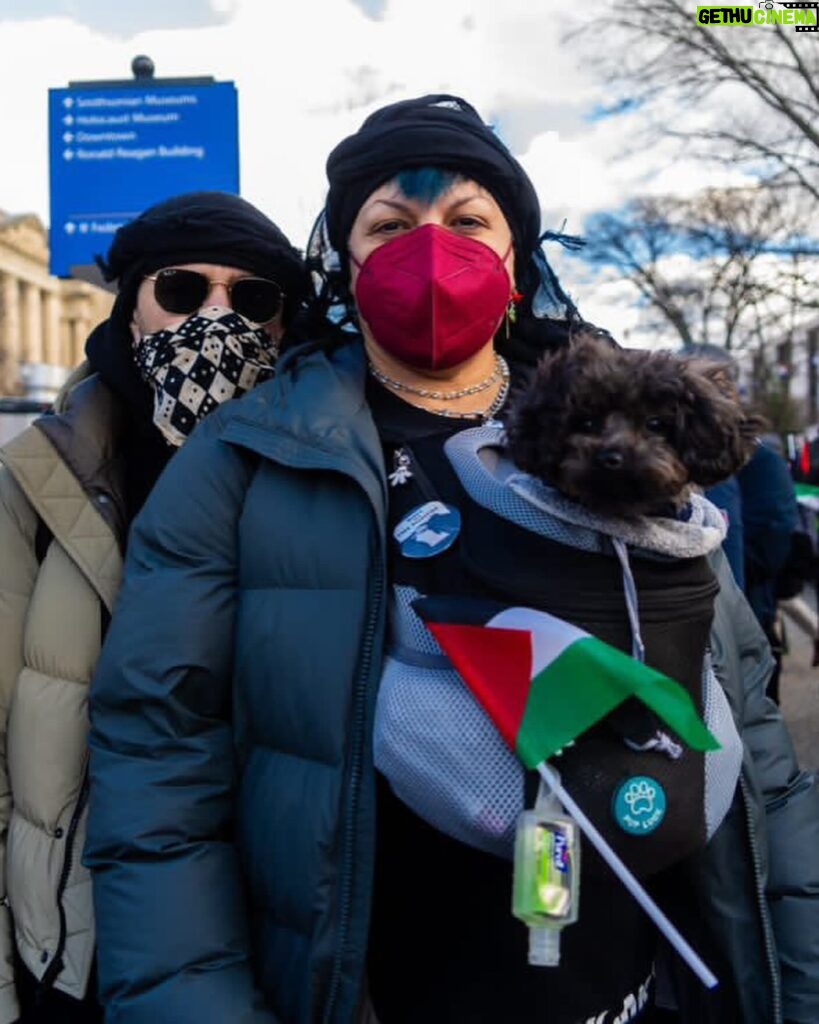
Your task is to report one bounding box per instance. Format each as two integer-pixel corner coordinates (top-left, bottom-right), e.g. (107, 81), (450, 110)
(145, 267), (284, 325)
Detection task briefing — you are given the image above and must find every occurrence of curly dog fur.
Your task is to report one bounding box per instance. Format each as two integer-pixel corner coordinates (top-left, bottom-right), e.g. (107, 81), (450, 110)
(504, 332), (760, 517)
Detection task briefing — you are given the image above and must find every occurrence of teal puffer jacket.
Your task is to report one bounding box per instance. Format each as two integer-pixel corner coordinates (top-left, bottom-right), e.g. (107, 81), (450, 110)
(86, 338), (819, 1024)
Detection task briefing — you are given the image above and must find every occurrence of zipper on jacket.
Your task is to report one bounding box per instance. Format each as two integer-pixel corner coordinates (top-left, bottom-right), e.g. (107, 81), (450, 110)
(39, 768), (89, 992)
(323, 555), (384, 1024)
(739, 773), (782, 1024)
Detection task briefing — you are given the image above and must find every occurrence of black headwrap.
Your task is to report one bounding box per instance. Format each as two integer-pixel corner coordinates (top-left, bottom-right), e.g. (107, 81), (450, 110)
(324, 94), (541, 261)
(304, 96), (597, 367)
(97, 190), (306, 330)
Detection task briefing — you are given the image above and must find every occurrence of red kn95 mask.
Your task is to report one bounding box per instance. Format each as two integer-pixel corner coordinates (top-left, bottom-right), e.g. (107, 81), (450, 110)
(353, 223), (512, 371)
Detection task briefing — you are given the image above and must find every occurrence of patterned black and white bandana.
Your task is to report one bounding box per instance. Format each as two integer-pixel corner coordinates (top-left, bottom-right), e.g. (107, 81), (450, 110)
(134, 306), (278, 447)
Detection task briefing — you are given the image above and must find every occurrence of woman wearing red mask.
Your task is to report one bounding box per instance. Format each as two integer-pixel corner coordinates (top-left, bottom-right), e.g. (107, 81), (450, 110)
(86, 96), (819, 1024)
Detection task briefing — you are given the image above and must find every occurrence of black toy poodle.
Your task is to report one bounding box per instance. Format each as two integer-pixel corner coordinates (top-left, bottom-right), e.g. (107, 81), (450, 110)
(504, 331), (760, 518)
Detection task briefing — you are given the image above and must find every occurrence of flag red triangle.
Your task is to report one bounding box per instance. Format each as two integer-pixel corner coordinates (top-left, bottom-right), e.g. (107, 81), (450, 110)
(427, 622), (533, 748)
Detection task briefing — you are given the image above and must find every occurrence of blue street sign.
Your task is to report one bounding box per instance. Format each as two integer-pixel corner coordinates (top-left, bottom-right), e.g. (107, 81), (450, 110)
(48, 80), (239, 277)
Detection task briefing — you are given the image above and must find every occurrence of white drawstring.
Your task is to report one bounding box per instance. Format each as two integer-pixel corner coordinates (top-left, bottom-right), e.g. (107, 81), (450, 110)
(611, 536), (646, 663)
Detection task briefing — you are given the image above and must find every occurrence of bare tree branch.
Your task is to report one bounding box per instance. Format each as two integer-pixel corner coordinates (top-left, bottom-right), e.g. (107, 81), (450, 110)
(582, 188), (819, 355)
(571, 0), (819, 204)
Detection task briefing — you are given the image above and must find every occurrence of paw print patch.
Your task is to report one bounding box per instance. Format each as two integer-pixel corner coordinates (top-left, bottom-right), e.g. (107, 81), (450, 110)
(612, 776), (667, 836)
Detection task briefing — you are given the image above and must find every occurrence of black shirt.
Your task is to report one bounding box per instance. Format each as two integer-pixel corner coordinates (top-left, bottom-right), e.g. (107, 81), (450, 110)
(365, 379), (656, 1024)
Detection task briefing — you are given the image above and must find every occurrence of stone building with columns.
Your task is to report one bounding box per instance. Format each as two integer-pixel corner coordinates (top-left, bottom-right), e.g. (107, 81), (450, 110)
(0, 210), (113, 398)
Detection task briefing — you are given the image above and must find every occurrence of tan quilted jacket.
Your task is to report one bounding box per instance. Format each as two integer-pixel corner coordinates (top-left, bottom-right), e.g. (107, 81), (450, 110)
(0, 368), (123, 1019)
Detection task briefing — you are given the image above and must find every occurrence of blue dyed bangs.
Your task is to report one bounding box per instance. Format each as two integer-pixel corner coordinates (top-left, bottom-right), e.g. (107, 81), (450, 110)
(395, 167), (462, 205)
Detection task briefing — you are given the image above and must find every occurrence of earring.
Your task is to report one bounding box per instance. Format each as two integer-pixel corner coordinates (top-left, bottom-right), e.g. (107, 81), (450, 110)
(505, 291), (522, 339)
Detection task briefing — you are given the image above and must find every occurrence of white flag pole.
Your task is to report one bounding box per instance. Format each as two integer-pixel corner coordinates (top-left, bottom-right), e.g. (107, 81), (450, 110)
(537, 761), (718, 990)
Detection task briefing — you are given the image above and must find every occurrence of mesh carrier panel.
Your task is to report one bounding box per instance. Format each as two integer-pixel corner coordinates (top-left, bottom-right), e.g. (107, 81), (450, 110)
(375, 588), (742, 859)
(390, 584), (446, 656)
(703, 654), (743, 838)
(375, 586), (523, 858)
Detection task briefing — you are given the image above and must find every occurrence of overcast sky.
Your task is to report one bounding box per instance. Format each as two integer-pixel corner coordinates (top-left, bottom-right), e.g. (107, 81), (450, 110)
(0, 0), (759, 338)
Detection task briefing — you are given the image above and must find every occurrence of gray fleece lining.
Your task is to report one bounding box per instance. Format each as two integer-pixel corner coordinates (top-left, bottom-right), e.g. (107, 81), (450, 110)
(445, 425), (727, 560)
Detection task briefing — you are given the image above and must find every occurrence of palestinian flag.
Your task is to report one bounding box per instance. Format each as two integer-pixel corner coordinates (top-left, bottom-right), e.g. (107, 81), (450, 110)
(414, 597), (719, 770)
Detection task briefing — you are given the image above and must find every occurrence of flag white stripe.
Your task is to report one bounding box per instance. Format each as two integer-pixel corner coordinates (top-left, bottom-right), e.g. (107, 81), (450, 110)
(487, 607), (589, 678)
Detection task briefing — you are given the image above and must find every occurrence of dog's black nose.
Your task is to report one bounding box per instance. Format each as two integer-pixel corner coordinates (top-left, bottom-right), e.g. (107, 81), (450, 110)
(595, 447), (624, 470)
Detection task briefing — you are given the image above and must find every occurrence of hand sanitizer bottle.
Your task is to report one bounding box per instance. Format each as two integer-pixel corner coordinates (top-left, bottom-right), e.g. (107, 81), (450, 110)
(512, 773), (580, 966)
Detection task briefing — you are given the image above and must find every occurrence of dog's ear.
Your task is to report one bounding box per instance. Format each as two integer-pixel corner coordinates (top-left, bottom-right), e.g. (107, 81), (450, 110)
(504, 348), (580, 481)
(505, 333), (618, 481)
(676, 359), (759, 486)
(689, 359), (736, 400)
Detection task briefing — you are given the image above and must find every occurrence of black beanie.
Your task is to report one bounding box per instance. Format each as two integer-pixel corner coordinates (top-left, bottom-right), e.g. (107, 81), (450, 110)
(325, 94), (541, 261)
(97, 190), (306, 327)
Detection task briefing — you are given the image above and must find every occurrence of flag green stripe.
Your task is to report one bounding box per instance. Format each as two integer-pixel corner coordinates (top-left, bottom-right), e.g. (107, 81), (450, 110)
(516, 636), (719, 769)
(796, 483), (819, 498)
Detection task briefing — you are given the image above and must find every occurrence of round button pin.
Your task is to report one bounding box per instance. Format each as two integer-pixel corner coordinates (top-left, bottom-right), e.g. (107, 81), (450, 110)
(394, 501), (461, 559)
(612, 775), (667, 836)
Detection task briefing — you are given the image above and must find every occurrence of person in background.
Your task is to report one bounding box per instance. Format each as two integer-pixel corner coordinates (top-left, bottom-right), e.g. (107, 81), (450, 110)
(698, 353), (797, 697)
(0, 190), (304, 1023)
(86, 98), (819, 1024)
(704, 475), (745, 588)
(737, 434), (799, 702)
(789, 433), (819, 666)
(692, 346), (746, 590)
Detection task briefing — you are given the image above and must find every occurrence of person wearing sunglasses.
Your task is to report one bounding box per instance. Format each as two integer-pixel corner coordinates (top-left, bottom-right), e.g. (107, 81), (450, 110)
(0, 190), (304, 1023)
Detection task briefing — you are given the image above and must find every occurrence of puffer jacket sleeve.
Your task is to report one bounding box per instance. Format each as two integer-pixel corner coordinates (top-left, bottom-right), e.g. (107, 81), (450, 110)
(712, 550), (819, 1024)
(0, 465), (35, 1024)
(85, 422), (278, 1024)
